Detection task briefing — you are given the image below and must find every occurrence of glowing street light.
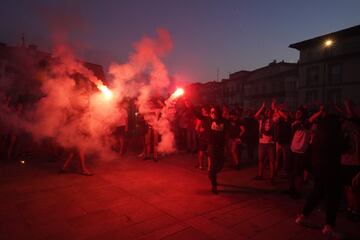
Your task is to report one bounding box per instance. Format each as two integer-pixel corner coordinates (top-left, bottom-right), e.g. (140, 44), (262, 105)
(324, 39), (333, 47)
(322, 39), (334, 103)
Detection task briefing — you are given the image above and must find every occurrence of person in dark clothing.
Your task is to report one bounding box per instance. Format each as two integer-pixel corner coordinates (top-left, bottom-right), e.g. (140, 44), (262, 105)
(287, 107), (311, 199)
(296, 106), (346, 238)
(340, 100), (360, 220)
(201, 106), (227, 194)
(273, 105), (292, 177)
(244, 110), (259, 164)
(228, 110), (246, 169)
(195, 106), (210, 170)
(254, 102), (276, 183)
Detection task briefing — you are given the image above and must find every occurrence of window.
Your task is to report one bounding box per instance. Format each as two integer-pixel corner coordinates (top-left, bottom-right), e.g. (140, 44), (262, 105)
(328, 63), (342, 84)
(305, 90), (318, 104)
(287, 80), (296, 90)
(271, 80), (277, 92)
(306, 66), (319, 87)
(262, 83), (267, 94)
(327, 89), (342, 105)
(279, 79), (285, 92)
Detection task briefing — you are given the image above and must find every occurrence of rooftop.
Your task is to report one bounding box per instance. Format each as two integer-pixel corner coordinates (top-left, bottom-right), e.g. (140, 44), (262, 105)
(289, 24), (360, 50)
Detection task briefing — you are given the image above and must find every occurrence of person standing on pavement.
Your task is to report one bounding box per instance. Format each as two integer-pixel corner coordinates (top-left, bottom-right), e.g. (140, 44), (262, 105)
(117, 102), (129, 156)
(254, 101), (276, 184)
(200, 106), (227, 194)
(273, 103), (292, 177)
(228, 110), (246, 170)
(287, 107), (311, 199)
(295, 105), (346, 238)
(195, 106), (210, 170)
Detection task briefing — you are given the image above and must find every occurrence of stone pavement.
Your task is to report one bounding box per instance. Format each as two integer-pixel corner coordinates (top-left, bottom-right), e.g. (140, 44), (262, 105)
(0, 152), (359, 240)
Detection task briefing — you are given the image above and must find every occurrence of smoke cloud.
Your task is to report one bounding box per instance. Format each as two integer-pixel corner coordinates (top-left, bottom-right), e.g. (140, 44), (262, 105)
(0, 27), (180, 161)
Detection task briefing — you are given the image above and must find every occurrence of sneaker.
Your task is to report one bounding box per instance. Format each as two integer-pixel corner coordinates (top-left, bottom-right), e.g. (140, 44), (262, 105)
(322, 225), (346, 239)
(295, 214), (318, 228)
(253, 175), (264, 180)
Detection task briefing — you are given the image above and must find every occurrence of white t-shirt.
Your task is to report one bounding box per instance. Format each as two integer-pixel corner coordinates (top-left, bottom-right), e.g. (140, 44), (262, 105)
(290, 120), (311, 154)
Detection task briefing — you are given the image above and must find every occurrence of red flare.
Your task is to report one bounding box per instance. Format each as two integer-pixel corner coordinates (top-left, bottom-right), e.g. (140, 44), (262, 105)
(171, 88), (184, 99)
(96, 83), (113, 100)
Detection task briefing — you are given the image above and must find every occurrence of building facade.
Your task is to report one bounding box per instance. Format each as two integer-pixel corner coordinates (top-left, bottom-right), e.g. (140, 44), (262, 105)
(221, 70), (251, 108)
(185, 81), (223, 107)
(289, 25), (360, 106)
(0, 43), (105, 105)
(242, 61), (297, 110)
(186, 25), (360, 112)
(190, 61), (298, 111)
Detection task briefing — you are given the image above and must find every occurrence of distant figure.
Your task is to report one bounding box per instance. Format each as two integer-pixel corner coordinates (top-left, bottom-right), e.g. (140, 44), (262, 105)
(142, 96), (163, 162)
(254, 102), (276, 184)
(60, 147), (93, 176)
(0, 95), (11, 161)
(244, 110), (259, 164)
(117, 102), (129, 156)
(7, 102), (24, 161)
(178, 99), (196, 153)
(203, 106), (227, 194)
(273, 103), (292, 177)
(195, 106), (210, 170)
(228, 110), (246, 170)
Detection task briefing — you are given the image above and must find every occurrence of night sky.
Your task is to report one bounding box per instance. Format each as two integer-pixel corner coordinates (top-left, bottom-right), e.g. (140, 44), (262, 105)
(1, 0), (360, 83)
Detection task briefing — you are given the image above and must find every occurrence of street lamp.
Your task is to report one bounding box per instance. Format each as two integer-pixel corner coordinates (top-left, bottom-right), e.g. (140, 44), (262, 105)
(322, 38), (334, 104)
(324, 39), (333, 47)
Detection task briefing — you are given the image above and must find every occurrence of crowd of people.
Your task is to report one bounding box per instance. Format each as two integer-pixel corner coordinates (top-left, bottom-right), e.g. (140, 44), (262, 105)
(166, 98), (360, 238)
(1, 94), (360, 238)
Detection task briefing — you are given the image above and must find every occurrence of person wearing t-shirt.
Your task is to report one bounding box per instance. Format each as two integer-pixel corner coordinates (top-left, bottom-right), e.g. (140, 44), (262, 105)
(195, 106), (210, 170)
(287, 107), (311, 199)
(254, 102), (276, 184)
(273, 103), (292, 177)
(202, 106), (227, 194)
(228, 110), (246, 170)
(296, 106), (346, 238)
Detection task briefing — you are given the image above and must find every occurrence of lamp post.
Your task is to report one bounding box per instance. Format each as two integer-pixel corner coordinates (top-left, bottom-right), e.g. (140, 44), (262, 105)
(322, 39), (334, 104)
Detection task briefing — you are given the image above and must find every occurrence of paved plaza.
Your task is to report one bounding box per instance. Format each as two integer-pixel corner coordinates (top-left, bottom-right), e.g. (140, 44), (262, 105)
(0, 153), (359, 240)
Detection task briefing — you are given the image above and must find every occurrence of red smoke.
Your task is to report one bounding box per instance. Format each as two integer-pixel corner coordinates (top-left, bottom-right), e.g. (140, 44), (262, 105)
(0, 28), (182, 160)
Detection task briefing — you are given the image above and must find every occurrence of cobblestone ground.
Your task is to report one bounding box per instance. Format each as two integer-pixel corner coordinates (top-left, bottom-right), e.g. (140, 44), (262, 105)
(0, 152), (359, 240)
